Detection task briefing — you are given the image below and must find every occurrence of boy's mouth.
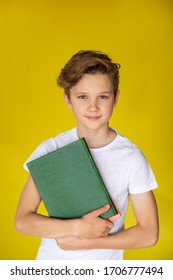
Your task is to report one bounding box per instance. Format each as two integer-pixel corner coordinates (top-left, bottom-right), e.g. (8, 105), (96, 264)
(85, 116), (101, 121)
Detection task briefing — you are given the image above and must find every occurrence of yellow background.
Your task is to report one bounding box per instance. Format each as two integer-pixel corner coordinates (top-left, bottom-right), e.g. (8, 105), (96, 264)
(0, 0), (173, 260)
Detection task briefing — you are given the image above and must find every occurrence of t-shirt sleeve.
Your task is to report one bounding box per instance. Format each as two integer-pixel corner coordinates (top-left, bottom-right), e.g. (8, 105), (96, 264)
(23, 138), (58, 172)
(23, 143), (47, 172)
(128, 148), (158, 194)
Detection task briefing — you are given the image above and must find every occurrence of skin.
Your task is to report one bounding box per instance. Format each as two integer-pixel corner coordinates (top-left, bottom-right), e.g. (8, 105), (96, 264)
(15, 73), (159, 252)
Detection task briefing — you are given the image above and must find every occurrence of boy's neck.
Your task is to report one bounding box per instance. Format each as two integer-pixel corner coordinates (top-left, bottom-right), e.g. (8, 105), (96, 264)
(77, 125), (117, 148)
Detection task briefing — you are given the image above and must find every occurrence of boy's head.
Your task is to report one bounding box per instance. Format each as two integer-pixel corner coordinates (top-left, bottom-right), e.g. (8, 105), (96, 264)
(57, 50), (120, 99)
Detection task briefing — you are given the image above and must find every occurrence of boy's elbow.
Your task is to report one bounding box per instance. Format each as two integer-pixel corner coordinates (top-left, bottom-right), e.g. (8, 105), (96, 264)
(151, 229), (159, 246)
(139, 222), (159, 248)
(146, 226), (159, 247)
(14, 216), (25, 234)
(147, 234), (158, 247)
(14, 217), (21, 233)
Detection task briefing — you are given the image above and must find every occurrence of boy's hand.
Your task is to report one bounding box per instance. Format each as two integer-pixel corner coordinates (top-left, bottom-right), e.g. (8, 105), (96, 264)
(74, 204), (114, 239)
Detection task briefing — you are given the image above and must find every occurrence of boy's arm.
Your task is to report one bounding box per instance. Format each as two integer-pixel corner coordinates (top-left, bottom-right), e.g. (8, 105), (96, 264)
(56, 191), (159, 250)
(15, 175), (113, 239)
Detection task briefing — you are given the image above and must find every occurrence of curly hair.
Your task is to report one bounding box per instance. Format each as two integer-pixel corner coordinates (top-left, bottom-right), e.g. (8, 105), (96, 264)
(57, 50), (120, 99)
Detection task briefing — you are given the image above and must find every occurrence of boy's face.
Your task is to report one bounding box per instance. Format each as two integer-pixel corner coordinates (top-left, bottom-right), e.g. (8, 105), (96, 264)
(64, 73), (118, 132)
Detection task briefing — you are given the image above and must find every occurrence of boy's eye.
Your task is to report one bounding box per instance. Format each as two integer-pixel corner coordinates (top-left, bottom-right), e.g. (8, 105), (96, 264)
(78, 95), (87, 99)
(99, 95), (108, 99)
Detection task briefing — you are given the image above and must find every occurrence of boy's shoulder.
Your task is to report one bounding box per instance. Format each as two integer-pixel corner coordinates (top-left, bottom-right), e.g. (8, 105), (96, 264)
(112, 130), (146, 164)
(41, 127), (78, 152)
(23, 128), (77, 171)
(116, 130), (139, 152)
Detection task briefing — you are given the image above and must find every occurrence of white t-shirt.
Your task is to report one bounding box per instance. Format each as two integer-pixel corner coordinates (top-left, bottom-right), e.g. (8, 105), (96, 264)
(24, 127), (158, 260)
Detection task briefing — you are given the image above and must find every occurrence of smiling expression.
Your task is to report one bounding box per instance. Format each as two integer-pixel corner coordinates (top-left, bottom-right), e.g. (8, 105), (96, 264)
(64, 73), (119, 132)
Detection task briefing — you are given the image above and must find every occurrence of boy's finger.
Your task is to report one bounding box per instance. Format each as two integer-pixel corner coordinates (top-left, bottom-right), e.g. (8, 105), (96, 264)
(106, 221), (114, 229)
(91, 204), (110, 217)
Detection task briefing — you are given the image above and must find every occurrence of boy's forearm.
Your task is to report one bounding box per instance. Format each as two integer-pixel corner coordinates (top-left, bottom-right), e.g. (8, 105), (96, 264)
(56, 223), (158, 251)
(15, 204), (113, 239)
(15, 212), (80, 239)
(88, 224), (158, 250)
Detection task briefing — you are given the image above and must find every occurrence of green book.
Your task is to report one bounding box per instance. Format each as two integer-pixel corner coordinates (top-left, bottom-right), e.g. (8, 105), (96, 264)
(26, 138), (121, 221)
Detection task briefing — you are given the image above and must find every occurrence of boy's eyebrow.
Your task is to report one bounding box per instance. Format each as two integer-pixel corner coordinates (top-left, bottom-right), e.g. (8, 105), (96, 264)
(73, 91), (113, 95)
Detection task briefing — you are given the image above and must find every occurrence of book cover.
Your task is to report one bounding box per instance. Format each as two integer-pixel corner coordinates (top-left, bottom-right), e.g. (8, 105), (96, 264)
(26, 138), (121, 221)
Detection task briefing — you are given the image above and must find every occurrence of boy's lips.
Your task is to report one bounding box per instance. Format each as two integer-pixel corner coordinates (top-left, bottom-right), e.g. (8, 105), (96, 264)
(85, 116), (101, 121)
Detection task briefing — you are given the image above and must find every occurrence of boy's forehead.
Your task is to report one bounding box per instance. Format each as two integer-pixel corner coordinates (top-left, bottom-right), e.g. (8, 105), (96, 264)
(71, 73), (114, 92)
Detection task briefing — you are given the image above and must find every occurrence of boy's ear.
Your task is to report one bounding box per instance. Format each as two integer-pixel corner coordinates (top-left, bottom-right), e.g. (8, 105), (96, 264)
(113, 90), (120, 108)
(63, 93), (72, 108)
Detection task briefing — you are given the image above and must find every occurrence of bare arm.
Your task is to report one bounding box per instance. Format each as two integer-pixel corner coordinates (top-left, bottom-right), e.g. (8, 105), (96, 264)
(15, 175), (113, 239)
(57, 191), (159, 250)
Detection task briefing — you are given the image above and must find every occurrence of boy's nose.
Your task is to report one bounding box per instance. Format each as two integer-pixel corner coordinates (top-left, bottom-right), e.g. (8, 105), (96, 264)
(88, 100), (99, 111)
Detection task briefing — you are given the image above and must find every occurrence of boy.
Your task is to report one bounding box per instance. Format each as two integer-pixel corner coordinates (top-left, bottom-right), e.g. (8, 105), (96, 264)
(15, 50), (159, 260)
